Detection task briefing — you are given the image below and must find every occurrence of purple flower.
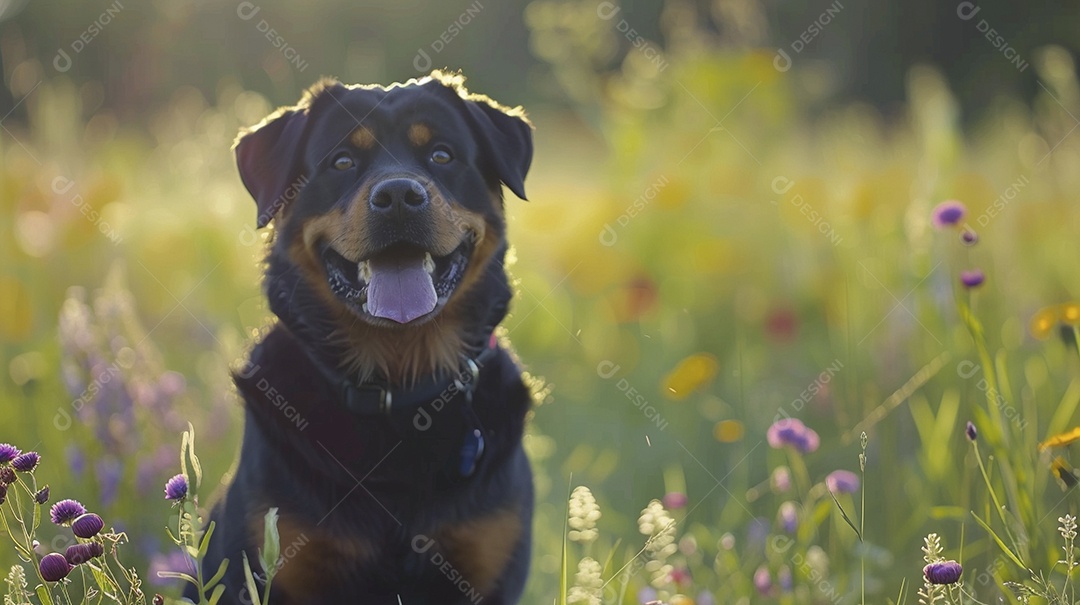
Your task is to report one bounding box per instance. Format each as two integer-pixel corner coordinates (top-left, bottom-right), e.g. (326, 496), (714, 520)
(778, 501), (798, 533)
(164, 474), (188, 501)
(662, 492), (688, 510)
(636, 587), (658, 604)
(924, 560), (963, 585)
(753, 565), (772, 595)
(696, 592), (716, 605)
(34, 486), (49, 505)
(767, 418), (820, 454)
(0, 444), (20, 464)
(0, 467), (14, 485)
(65, 542), (104, 565)
(778, 566), (793, 592)
(965, 421), (977, 441)
(825, 470), (860, 494)
(66, 445), (85, 477)
(960, 229), (978, 245)
(72, 513), (105, 539)
(148, 550), (197, 587)
(11, 452), (40, 472)
(931, 200), (966, 229)
(747, 517), (771, 547)
(50, 499), (87, 526)
(39, 553), (72, 582)
(961, 270), (985, 289)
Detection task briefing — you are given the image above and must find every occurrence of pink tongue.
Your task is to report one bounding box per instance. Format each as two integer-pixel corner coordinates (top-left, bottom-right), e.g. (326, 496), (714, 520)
(365, 253), (437, 323)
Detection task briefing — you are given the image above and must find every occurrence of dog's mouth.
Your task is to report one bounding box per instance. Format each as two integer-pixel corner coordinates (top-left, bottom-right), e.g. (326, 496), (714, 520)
(321, 237), (474, 325)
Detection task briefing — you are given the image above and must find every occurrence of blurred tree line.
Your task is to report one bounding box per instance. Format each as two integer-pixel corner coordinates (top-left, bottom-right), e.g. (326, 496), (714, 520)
(1, 0), (1078, 129)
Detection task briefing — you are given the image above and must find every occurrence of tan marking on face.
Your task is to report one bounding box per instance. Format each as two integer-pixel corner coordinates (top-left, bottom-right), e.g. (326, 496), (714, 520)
(435, 507), (523, 596)
(350, 126), (376, 149)
(286, 183), (503, 384)
(407, 123), (432, 147)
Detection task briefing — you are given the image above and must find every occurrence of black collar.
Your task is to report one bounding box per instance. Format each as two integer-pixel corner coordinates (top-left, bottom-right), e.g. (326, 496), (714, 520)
(338, 333), (499, 416)
(331, 333), (501, 482)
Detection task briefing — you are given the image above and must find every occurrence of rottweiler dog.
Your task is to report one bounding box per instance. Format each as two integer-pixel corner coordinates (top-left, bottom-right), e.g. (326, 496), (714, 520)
(197, 71), (534, 604)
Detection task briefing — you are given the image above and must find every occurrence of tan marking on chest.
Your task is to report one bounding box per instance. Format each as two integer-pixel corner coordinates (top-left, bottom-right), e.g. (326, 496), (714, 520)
(434, 508), (523, 595)
(250, 512), (374, 599)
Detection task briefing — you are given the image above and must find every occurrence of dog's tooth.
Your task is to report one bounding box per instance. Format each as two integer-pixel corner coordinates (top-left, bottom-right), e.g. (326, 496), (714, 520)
(358, 261), (371, 282)
(362, 302), (369, 314)
(423, 252), (435, 274)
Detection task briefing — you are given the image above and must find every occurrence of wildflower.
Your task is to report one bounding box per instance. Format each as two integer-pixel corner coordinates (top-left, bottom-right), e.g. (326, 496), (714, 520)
(1031, 305), (1061, 340)
(72, 513), (105, 539)
(637, 588), (658, 604)
(567, 486), (601, 544)
(164, 474), (188, 501)
(825, 470), (860, 494)
(0, 444), (20, 464)
(778, 501), (798, 533)
(38, 553), (72, 582)
(771, 466), (792, 492)
(65, 542), (104, 566)
(11, 452), (39, 472)
(1063, 303), (1080, 326)
(747, 517), (770, 547)
(638, 500), (677, 588)
(50, 499), (87, 526)
(662, 352), (720, 400)
(719, 532), (735, 550)
(669, 565), (691, 586)
(0, 467), (14, 485)
(662, 491), (688, 510)
(766, 418), (820, 454)
(965, 421), (977, 441)
(0, 483), (6, 504)
(923, 533), (944, 563)
(696, 591), (716, 605)
(960, 229), (978, 245)
(753, 565), (772, 595)
(931, 200), (966, 229)
(1059, 515), (1077, 541)
(34, 485), (50, 505)
(923, 560), (963, 585)
(567, 557), (602, 605)
(148, 551), (198, 587)
(778, 566), (793, 592)
(679, 534), (697, 556)
(153, 596), (165, 605)
(960, 270), (985, 289)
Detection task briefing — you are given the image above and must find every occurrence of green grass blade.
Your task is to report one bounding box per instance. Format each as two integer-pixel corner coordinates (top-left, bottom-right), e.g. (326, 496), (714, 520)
(971, 511), (1025, 568)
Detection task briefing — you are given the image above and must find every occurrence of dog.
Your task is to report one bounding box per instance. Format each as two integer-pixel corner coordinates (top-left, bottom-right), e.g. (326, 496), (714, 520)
(196, 71), (535, 604)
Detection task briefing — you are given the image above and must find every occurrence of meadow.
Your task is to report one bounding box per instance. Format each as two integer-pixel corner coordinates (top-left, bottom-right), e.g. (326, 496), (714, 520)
(3, 3), (1080, 604)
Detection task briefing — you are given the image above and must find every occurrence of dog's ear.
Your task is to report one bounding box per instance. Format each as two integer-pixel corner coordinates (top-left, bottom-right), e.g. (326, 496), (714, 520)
(462, 100), (533, 201)
(235, 107), (310, 228)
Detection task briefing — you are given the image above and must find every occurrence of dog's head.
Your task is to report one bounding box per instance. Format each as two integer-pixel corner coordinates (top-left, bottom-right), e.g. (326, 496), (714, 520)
(235, 71), (532, 380)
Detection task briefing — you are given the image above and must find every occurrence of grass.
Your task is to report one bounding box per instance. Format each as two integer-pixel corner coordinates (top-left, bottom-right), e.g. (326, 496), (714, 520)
(3, 10), (1080, 604)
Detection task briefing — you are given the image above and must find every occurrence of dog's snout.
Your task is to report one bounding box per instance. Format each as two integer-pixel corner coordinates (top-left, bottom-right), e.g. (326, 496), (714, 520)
(369, 178), (429, 213)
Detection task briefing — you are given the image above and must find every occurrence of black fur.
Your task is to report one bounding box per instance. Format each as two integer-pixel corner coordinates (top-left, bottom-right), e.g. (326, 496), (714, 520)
(194, 73), (534, 604)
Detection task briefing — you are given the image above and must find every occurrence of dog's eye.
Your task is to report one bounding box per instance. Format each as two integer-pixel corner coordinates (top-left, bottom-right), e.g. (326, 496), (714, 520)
(430, 146), (453, 165)
(332, 153), (354, 171)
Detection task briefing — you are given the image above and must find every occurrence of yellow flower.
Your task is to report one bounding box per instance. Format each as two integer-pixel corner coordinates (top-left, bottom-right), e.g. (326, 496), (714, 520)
(1039, 427), (1080, 451)
(1061, 303), (1080, 325)
(662, 353), (719, 400)
(1030, 305), (1061, 340)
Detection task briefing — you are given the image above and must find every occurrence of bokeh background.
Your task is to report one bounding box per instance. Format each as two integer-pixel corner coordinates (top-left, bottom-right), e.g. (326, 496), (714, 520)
(3, 0), (1080, 603)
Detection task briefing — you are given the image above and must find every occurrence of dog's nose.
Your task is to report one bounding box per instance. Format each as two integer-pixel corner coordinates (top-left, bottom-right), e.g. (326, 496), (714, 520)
(369, 178), (429, 214)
